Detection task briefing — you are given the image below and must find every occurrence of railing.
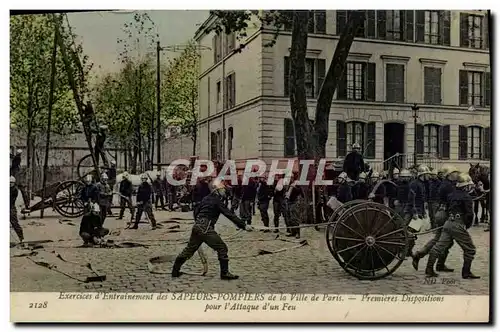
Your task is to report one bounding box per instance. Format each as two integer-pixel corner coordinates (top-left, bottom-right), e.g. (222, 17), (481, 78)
(370, 153), (444, 174)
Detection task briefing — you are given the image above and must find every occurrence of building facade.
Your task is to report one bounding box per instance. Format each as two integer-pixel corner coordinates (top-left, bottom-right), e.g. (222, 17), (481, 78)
(194, 10), (491, 172)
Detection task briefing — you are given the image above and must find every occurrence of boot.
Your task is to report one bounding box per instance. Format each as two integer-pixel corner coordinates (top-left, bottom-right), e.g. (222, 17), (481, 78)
(171, 257), (187, 278)
(436, 254), (454, 272)
(411, 251), (422, 271)
(406, 239), (416, 257)
(425, 253), (439, 277)
(130, 223), (139, 229)
(295, 228), (301, 239)
(462, 260), (480, 279)
(219, 259), (239, 280)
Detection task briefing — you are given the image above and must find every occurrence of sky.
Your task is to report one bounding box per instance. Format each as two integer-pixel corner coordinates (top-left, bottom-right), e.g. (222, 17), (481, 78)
(67, 10), (209, 77)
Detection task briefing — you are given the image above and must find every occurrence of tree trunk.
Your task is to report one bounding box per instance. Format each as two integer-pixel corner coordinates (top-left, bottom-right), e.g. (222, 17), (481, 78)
(191, 92), (198, 156)
(314, 11), (365, 158)
(289, 11), (314, 160)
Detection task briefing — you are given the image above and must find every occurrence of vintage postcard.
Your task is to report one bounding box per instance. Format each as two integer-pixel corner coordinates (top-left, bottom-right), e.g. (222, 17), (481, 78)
(9, 7), (491, 323)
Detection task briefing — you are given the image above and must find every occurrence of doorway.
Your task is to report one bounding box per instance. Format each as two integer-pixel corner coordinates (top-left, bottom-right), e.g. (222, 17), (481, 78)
(384, 123), (405, 161)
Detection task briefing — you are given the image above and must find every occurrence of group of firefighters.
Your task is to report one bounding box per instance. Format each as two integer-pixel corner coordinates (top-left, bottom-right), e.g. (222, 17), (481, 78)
(10, 141), (484, 281)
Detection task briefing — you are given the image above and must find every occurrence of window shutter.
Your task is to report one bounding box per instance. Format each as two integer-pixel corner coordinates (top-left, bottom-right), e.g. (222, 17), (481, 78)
(415, 10), (425, 42)
(441, 11), (451, 46)
(212, 35), (217, 64)
(284, 57), (290, 96)
(231, 73), (236, 108)
(377, 10), (386, 39)
(483, 127), (491, 160)
(415, 124), (424, 155)
(459, 70), (468, 105)
(436, 68), (442, 104)
(337, 121), (347, 157)
(366, 62), (376, 101)
(210, 132), (217, 159)
(316, 59), (326, 98)
(366, 122), (376, 159)
(315, 10), (326, 34)
(366, 11), (376, 38)
(307, 11), (315, 33)
(354, 11), (366, 38)
(460, 13), (469, 47)
(405, 10), (414, 42)
(441, 125), (450, 159)
(484, 13), (489, 49)
(336, 10), (347, 35)
(459, 125), (468, 160)
(485, 72), (491, 107)
(424, 67), (432, 104)
(337, 67), (347, 100)
(284, 118), (295, 157)
(223, 76), (228, 110)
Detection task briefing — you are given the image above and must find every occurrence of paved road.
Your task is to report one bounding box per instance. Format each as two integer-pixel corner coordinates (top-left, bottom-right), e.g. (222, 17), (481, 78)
(10, 205), (490, 295)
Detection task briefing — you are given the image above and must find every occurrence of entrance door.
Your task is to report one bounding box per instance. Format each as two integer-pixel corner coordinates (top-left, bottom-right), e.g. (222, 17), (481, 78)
(384, 123), (405, 167)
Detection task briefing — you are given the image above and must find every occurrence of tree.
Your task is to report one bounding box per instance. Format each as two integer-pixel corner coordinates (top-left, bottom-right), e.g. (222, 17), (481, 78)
(10, 13), (83, 192)
(162, 41), (200, 155)
(208, 10), (364, 160)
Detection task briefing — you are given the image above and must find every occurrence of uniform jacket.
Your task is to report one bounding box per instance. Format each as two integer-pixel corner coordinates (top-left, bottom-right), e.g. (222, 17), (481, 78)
(195, 192), (247, 229)
(428, 178), (441, 203)
(81, 184), (99, 203)
(152, 178), (163, 193)
(10, 155), (21, 176)
(337, 182), (353, 203)
(353, 182), (370, 200)
(96, 182), (112, 206)
(406, 179), (426, 216)
(438, 179), (455, 205)
(137, 182), (153, 204)
(107, 167), (117, 181)
(192, 181), (210, 203)
(343, 152), (365, 176)
(448, 189), (474, 228)
(371, 181), (387, 204)
(241, 179), (257, 201)
(286, 184), (303, 203)
(396, 180), (410, 204)
(257, 181), (272, 202)
(10, 185), (18, 208)
(119, 179), (133, 197)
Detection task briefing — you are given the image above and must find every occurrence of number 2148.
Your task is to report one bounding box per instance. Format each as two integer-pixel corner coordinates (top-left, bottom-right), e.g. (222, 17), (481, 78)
(29, 301), (48, 309)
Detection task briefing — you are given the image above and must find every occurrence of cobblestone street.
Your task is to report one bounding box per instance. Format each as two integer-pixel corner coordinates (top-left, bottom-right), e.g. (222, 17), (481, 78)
(10, 205), (490, 295)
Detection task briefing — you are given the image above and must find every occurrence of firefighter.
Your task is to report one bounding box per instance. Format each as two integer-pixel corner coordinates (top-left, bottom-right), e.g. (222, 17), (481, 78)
(336, 172), (353, 203)
(133, 174), (157, 230)
(368, 172), (387, 205)
(424, 173), (479, 279)
(285, 173), (304, 239)
(96, 173), (113, 226)
(257, 175), (273, 232)
(240, 176), (258, 225)
(272, 175), (286, 233)
(427, 169), (441, 228)
(392, 168), (400, 181)
(353, 172), (370, 200)
(94, 124), (108, 166)
(343, 143), (365, 181)
(153, 172), (166, 210)
(10, 176), (24, 243)
(412, 165), (459, 272)
(172, 178), (253, 280)
(79, 201), (109, 246)
(192, 176), (211, 218)
(230, 175), (242, 213)
(394, 169), (411, 217)
(10, 149), (22, 177)
(116, 172), (134, 225)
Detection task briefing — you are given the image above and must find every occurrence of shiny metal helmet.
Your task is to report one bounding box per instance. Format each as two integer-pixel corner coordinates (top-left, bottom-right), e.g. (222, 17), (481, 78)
(359, 172), (367, 180)
(156, 171), (161, 178)
(399, 169), (411, 178)
(371, 171), (379, 178)
(101, 172), (108, 180)
(10, 176), (16, 185)
(393, 168), (400, 175)
(456, 173), (473, 188)
(16, 149), (22, 154)
(211, 178), (228, 198)
(338, 172), (348, 181)
(122, 172), (129, 179)
(84, 174), (93, 183)
(440, 164), (458, 177)
(352, 143), (361, 150)
(110, 160), (116, 166)
(140, 173), (148, 181)
(416, 165), (431, 177)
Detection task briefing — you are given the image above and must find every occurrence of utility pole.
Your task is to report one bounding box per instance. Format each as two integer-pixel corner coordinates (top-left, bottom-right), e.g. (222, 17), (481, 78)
(156, 41), (162, 171)
(40, 18), (59, 219)
(412, 103), (420, 167)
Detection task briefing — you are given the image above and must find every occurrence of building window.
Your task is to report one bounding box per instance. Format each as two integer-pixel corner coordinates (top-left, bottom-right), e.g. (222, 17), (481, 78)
(284, 118), (295, 157)
(337, 62), (376, 101)
(284, 57), (326, 98)
(210, 132), (217, 160)
(224, 33), (235, 55)
(385, 10), (403, 41)
(386, 64), (405, 103)
(424, 11), (440, 44)
(337, 10), (376, 38)
(459, 125), (490, 160)
(281, 10), (326, 34)
(227, 127), (233, 159)
(461, 13), (485, 49)
(337, 121), (376, 158)
(216, 81), (221, 105)
(207, 77), (211, 115)
(467, 126), (483, 159)
(424, 67), (441, 105)
(224, 73), (236, 110)
(212, 34), (222, 64)
(423, 124), (440, 156)
(216, 130), (222, 160)
(346, 121), (365, 152)
(459, 70), (487, 107)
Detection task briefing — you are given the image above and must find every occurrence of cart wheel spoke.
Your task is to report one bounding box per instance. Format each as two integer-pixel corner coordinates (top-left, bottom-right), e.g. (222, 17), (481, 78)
(370, 248), (375, 276)
(374, 243), (400, 260)
(377, 240), (405, 247)
(336, 242), (365, 254)
(372, 215), (397, 237)
(339, 222), (365, 239)
(344, 244), (367, 269)
(350, 211), (367, 235)
(373, 245), (391, 274)
(335, 236), (365, 242)
(376, 227), (406, 240)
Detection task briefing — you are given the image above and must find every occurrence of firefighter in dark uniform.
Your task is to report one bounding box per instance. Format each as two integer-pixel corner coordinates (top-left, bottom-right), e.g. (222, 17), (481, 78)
(192, 176), (211, 218)
(116, 172), (134, 225)
(336, 172), (353, 203)
(385, 170), (398, 209)
(272, 175), (286, 233)
(10, 149), (22, 176)
(394, 169), (411, 217)
(153, 172), (166, 210)
(10, 176), (24, 243)
(172, 178), (253, 280)
(133, 174), (157, 230)
(424, 173), (479, 279)
(95, 173), (113, 226)
(403, 165), (430, 257)
(353, 172), (370, 200)
(368, 172), (387, 205)
(106, 160), (117, 216)
(240, 177), (257, 225)
(164, 174), (176, 211)
(412, 165), (459, 272)
(94, 124), (108, 167)
(257, 175), (273, 232)
(79, 175), (109, 246)
(230, 175), (242, 213)
(285, 175), (304, 239)
(343, 143), (365, 181)
(427, 169), (441, 228)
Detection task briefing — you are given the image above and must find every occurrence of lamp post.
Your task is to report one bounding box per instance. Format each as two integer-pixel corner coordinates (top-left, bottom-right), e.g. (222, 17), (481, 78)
(411, 103), (420, 166)
(156, 41), (162, 171)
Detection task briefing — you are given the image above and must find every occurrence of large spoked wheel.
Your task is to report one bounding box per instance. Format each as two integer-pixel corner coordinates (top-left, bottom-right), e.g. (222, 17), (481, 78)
(53, 180), (85, 218)
(326, 200), (366, 256)
(328, 201), (408, 280)
(77, 154), (97, 179)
